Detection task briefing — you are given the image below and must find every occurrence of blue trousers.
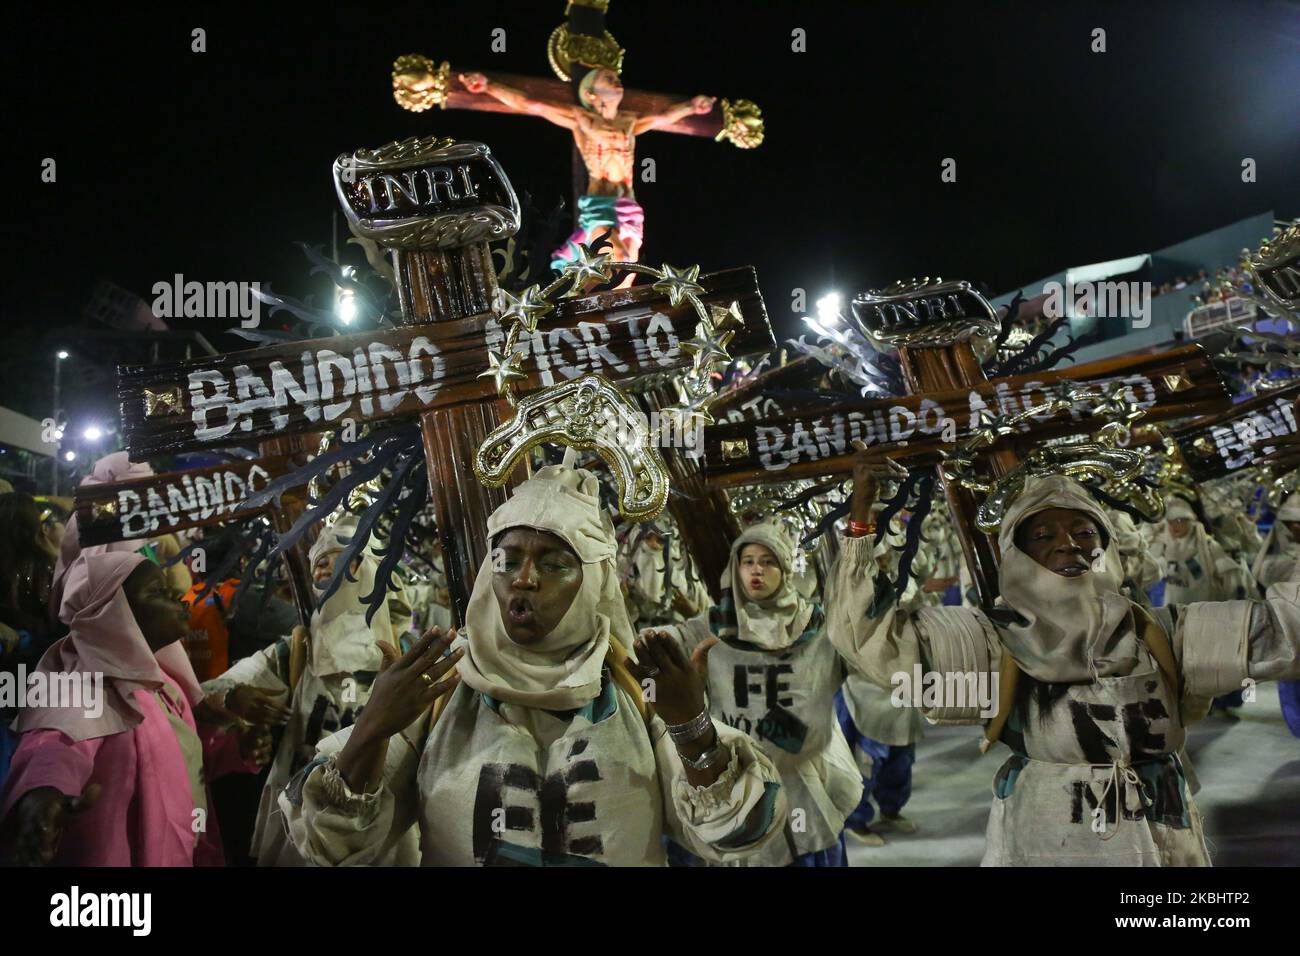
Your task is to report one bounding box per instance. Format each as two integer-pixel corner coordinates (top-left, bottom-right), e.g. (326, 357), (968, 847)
(834, 690), (916, 828)
(1280, 680), (1300, 738)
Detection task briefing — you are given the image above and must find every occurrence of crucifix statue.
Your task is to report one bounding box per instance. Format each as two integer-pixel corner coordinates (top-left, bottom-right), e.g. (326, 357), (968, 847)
(117, 135), (773, 625)
(389, 0), (761, 279)
(456, 68), (714, 271)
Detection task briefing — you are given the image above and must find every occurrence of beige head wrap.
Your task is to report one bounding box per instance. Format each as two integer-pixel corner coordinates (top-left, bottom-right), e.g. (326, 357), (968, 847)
(457, 465), (633, 710)
(994, 476), (1135, 684)
(723, 521), (814, 651)
(307, 515), (408, 676)
(1252, 492), (1300, 583)
(1150, 496), (1224, 584)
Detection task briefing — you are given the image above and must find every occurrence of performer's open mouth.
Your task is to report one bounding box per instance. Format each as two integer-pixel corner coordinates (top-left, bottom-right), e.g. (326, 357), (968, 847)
(508, 597), (535, 625)
(749, 578), (765, 592)
(1054, 560), (1090, 577)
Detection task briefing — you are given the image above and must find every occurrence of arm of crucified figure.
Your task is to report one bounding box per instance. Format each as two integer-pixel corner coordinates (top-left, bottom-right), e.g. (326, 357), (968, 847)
(458, 72), (578, 129)
(632, 95), (716, 134)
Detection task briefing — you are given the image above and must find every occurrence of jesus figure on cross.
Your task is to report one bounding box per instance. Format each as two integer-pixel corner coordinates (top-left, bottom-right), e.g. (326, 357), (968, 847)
(457, 68), (715, 274)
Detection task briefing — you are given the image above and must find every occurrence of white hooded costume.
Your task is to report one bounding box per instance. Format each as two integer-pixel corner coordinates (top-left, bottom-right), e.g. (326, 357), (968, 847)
(839, 513), (928, 750)
(203, 516), (417, 866)
(826, 475), (1300, 866)
(1150, 497), (1254, 605)
(1105, 507), (1164, 601)
(1252, 493), (1300, 588)
(619, 519), (711, 631)
(668, 521), (865, 865)
(278, 465), (786, 866)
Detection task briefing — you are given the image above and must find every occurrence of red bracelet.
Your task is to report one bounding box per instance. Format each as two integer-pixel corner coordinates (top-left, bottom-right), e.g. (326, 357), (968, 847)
(846, 519), (876, 538)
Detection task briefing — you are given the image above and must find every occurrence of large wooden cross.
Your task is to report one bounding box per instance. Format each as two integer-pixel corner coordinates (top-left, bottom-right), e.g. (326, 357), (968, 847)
(117, 137), (773, 624)
(72, 445), (318, 623)
(701, 280), (1232, 606)
(1172, 380), (1300, 481)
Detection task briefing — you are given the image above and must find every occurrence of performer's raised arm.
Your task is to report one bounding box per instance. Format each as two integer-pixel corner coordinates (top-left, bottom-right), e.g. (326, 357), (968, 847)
(1165, 580), (1300, 708)
(458, 72), (578, 129)
(825, 442), (1000, 723)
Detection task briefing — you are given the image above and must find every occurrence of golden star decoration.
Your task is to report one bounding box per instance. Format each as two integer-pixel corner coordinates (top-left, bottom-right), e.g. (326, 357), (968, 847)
(681, 327), (734, 373)
(707, 300), (746, 333)
(478, 348), (527, 395)
(494, 285), (553, 334)
(562, 243), (614, 293)
(668, 388), (716, 429)
(652, 263), (704, 308)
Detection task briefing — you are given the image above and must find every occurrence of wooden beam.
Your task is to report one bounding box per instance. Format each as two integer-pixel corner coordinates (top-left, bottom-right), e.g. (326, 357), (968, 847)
(118, 267), (772, 459)
(1174, 381), (1300, 480)
(73, 455), (298, 547)
(703, 345), (1230, 487)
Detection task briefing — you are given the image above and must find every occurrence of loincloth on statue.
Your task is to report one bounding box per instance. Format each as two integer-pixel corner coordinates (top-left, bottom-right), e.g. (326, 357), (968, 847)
(551, 195), (645, 269)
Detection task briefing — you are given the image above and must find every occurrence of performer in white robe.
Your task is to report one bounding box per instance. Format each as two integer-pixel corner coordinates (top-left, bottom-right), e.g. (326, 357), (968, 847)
(827, 454), (1300, 867)
(278, 464), (785, 866)
(659, 520), (865, 866)
(1105, 508), (1163, 605)
(1149, 496), (1254, 605)
(619, 519), (710, 631)
(1252, 493), (1300, 589)
(203, 516), (418, 866)
(1252, 493), (1300, 735)
(835, 511), (925, 845)
(1204, 484), (1264, 565)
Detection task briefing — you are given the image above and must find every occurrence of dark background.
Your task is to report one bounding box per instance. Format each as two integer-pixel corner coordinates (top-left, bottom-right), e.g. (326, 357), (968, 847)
(1, 0), (1297, 431)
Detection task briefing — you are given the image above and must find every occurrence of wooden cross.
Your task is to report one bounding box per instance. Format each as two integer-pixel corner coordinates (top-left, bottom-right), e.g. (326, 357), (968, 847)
(116, 136), (773, 624)
(701, 279), (1232, 606)
(72, 449), (317, 623)
(1172, 380), (1300, 481)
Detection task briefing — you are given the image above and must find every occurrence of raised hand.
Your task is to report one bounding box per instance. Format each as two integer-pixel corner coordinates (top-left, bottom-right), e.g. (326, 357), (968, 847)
(850, 438), (908, 523)
(627, 630), (707, 726)
(354, 627), (462, 743)
(690, 636), (720, 684)
(690, 95), (716, 115)
(670, 588), (700, 619)
(0, 783), (101, 866)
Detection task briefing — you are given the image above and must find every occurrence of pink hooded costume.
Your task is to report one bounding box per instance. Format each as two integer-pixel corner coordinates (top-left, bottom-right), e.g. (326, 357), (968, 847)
(2, 551), (253, 866)
(51, 452), (204, 708)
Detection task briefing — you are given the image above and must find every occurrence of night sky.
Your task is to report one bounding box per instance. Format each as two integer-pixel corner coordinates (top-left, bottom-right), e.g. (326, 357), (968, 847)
(2, 0), (1298, 430)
